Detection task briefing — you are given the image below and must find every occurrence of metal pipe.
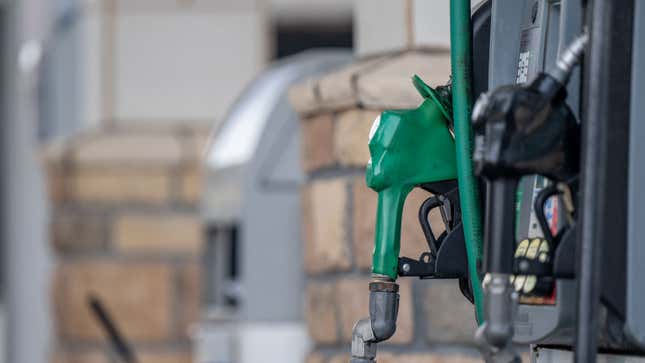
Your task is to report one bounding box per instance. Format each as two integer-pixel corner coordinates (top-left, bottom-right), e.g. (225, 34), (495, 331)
(574, 2), (604, 355)
(575, 0), (634, 361)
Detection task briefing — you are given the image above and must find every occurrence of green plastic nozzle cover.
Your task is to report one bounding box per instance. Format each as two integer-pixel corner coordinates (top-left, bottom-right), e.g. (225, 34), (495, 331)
(367, 75), (457, 279)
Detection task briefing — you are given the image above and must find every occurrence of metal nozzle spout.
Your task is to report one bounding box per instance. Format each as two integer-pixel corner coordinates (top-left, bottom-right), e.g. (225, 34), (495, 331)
(475, 273), (520, 363)
(350, 319), (376, 363)
(550, 30), (589, 85)
(350, 280), (399, 363)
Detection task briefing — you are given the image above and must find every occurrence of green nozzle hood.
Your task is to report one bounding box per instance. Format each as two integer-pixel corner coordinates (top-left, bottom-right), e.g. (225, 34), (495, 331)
(367, 76), (457, 279)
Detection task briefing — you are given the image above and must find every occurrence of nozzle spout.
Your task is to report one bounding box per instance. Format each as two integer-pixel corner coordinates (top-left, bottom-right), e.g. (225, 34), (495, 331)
(550, 30), (589, 85)
(350, 279), (399, 363)
(475, 273), (520, 363)
(369, 280), (399, 340)
(350, 319), (375, 363)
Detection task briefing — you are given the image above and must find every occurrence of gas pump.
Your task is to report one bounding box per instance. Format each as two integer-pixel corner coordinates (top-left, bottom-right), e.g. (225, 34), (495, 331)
(473, 2), (587, 356)
(349, 2), (491, 362)
(349, 0), (645, 361)
(474, 0), (645, 361)
(350, 75), (473, 363)
(472, 31), (587, 362)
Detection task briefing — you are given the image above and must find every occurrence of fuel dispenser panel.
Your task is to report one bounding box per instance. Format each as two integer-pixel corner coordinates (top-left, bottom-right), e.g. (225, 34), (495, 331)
(488, 0), (645, 354)
(488, 0), (582, 345)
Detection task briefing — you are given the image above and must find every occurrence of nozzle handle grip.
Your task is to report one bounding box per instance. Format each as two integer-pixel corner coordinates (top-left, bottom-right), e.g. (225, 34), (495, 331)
(372, 185), (412, 279)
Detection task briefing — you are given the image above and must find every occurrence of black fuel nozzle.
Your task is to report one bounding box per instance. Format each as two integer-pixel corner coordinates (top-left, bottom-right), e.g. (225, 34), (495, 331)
(471, 31), (584, 274)
(472, 69), (580, 282)
(472, 29), (588, 181)
(472, 72), (580, 182)
(472, 31), (587, 361)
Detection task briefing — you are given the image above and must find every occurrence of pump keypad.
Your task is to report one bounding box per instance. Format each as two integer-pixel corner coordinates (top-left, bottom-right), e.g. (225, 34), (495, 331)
(511, 238), (554, 300)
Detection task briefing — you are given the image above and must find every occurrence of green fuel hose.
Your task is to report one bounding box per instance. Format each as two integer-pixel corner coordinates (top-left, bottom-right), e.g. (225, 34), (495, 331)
(449, 0), (485, 323)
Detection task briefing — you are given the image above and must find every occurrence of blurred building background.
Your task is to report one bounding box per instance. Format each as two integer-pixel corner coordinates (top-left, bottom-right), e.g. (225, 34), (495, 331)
(0, 1), (488, 363)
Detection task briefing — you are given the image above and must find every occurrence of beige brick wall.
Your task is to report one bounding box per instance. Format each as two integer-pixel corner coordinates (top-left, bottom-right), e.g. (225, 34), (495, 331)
(292, 51), (485, 362)
(43, 126), (208, 363)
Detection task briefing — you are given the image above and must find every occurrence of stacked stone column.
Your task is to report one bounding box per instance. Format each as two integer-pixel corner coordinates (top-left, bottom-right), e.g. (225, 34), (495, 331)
(44, 126), (208, 363)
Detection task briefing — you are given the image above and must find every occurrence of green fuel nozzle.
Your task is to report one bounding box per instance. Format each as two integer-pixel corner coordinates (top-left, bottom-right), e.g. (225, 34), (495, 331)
(350, 76), (458, 363)
(367, 75), (457, 280)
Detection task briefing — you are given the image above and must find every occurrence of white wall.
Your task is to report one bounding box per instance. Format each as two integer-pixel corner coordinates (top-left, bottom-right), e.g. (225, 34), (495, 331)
(112, 1), (268, 124)
(354, 0), (451, 56)
(70, 0), (269, 129)
(355, 0), (487, 56)
(47, 0), (358, 131)
(268, 0), (352, 25)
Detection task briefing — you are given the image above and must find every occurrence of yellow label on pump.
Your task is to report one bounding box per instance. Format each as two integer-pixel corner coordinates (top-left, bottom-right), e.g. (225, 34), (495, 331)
(513, 237), (555, 304)
(515, 239), (530, 257)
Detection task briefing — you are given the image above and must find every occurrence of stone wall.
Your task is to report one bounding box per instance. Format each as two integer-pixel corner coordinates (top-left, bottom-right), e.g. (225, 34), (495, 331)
(44, 125), (209, 363)
(290, 51), (483, 363)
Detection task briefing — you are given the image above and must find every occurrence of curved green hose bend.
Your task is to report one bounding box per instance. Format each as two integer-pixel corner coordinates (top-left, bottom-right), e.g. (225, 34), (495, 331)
(450, 0), (485, 323)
